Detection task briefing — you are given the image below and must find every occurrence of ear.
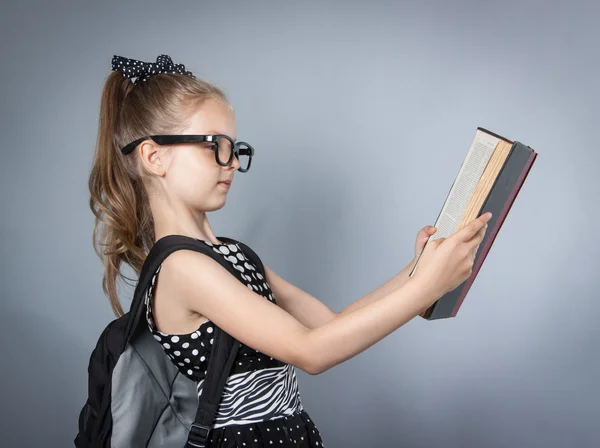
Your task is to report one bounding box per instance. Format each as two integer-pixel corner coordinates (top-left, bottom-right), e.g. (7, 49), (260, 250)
(138, 140), (167, 176)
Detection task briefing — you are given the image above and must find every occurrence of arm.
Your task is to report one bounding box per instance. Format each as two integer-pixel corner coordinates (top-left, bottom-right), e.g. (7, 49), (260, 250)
(161, 250), (437, 375)
(264, 256), (417, 328)
(338, 256), (417, 315)
(264, 225), (435, 327)
(263, 264), (336, 329)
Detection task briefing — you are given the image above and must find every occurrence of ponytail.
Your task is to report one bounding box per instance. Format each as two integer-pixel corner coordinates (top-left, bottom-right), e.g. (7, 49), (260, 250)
(89, 69), (228, 317)
(89, 73), (149, 316)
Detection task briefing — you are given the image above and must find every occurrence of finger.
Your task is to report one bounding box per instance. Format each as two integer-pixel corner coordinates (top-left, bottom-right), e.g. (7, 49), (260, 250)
(417, 237), (430, 248)
(466, 225), (487, 252)
(454, 213), (492, 242)
(468, 244), (478, 261)
(426, 226), (437, 235)
(475, 223), (487, 242)
(418, 226), (437, 238)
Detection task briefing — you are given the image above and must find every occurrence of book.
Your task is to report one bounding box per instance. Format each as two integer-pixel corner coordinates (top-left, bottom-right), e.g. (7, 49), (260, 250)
(409, 127), (538, 320)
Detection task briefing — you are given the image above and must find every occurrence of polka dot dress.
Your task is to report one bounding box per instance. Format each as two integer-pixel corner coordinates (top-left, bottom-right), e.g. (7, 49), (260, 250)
(145, 238), (325, 448)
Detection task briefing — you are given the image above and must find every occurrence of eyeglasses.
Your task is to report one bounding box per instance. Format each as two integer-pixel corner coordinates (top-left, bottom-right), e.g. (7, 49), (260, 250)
(120, 134), (254, 173)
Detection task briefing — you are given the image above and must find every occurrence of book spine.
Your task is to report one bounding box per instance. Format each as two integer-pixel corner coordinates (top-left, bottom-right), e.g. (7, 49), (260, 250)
(477, 127), (513, 144)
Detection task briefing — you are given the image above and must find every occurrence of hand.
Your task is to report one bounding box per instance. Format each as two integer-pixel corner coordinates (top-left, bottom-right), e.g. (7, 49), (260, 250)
(411, 212), (492, 301)
(414, 225), (438, 259)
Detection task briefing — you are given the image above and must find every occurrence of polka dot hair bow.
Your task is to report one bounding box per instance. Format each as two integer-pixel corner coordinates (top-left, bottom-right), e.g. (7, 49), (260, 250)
(111, 54), (195, 85)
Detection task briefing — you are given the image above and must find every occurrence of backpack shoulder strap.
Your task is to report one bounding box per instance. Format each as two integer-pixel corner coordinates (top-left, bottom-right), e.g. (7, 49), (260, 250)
(187, 324), (239, 448)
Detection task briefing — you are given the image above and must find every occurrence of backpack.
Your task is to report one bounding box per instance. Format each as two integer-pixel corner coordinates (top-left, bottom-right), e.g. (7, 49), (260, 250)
(74, 234), (266, 447)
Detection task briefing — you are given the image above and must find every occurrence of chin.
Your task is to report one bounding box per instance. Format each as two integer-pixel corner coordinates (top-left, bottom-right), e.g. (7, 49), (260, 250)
(188, 189), (229, 212)
(206, 198), (228, 212)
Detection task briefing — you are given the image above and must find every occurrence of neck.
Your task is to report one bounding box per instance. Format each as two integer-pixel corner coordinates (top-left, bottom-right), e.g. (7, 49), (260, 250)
(152, 203), (221, 245)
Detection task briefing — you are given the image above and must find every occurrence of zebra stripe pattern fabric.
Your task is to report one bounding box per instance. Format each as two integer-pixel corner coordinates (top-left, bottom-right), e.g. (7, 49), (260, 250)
(197, 364), (304, 428)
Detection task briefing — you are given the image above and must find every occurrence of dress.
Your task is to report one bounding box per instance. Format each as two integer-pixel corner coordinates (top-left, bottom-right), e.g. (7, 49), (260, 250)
(144, 238), (325, 448)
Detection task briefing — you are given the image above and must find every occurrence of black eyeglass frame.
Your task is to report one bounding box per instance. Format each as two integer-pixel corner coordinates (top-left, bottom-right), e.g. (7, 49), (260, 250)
(120, 134), (254, 173)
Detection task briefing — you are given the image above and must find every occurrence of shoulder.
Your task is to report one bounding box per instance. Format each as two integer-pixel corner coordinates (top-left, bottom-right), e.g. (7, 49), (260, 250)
(156, 246), (253, 308)
(158, 247), (227, 284)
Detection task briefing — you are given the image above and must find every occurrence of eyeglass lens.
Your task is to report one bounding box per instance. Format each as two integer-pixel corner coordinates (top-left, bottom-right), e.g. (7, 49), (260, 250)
(217, 138), (252, 171)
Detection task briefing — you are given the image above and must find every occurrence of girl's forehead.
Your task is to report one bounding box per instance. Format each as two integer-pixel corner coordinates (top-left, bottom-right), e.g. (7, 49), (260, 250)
(184, 99), (235, 135)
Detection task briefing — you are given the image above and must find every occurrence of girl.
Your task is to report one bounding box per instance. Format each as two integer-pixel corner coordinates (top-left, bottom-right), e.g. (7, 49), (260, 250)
(88, 54), (490, 448)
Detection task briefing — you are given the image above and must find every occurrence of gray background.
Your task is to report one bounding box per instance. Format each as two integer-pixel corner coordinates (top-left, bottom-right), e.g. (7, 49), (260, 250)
(1, 0), (598, 446)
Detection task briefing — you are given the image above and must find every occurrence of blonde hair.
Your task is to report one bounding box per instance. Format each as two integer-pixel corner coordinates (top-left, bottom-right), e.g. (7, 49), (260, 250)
(88, 70), (229, 317)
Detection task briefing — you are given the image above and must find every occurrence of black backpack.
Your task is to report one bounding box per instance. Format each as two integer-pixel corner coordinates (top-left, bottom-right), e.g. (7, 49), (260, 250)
(75, 234), (266, 447)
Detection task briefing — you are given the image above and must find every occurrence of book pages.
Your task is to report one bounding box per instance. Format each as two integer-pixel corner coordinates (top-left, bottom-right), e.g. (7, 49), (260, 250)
(430, 130), (500, 240)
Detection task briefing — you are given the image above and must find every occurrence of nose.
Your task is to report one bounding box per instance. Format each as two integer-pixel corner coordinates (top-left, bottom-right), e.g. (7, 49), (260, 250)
(229, 154), (241, 171)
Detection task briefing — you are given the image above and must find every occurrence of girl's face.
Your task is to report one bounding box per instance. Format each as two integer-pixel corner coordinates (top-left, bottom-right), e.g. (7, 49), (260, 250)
(159, 98), (240, 213)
